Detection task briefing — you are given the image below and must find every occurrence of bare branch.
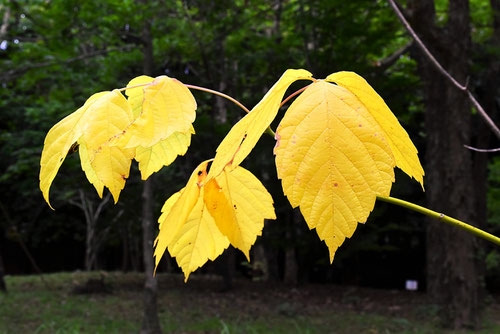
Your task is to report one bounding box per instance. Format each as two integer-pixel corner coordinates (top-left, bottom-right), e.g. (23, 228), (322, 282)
(464, 145), (500, 153)
(68, 199), (84, 210)
(387, 0), (500, 140)
(374, 40), (413, 71)
(78, 190), (93, 225)
(93, 193), (111, 222)
(1, 45), (135, 81)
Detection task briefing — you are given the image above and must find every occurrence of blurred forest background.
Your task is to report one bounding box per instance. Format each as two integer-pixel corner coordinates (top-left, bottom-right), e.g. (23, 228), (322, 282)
(1, 0), (500, 332)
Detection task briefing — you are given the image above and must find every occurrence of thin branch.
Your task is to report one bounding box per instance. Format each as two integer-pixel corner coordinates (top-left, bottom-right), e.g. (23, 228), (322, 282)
(1, 45), (135, 81)
(387, 0), (500, 140)
(68, 199), (84, 210)
(377, 196), (500, 246)
(0, 6), (10, 40)
(374, 40), (413, 70)
(93, 193), (111, 222)
(78, 190), (93, 225)
(464, 145), (500, 153)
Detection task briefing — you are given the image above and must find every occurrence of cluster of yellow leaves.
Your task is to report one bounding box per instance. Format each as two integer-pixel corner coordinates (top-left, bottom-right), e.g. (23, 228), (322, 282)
(154, 160), (275, 281)
(40, 68), (424, 281)
(154, 69), (312, 279)
(39, 75), (196, 208)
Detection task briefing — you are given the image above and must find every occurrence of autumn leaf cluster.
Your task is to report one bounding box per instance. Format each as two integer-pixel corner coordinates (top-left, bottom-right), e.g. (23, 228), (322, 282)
(40, 69), (424, 280)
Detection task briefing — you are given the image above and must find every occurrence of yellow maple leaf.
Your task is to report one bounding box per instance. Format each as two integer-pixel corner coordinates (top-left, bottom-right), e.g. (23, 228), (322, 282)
(78, 137), (104, 198)
(205, 167), (276, 260)
(206, 69), (313, 181)
(80, 90), (135, 203)
(135, 126), (195, 180)
(155, 160), (276, 280)
(39, 91), (108, 208)
(153, 161), (208, 270)
(124, 75), (154, 119)
(169, 190), (230, 282)
(326, 71), (424, 187)
(119, 76), (197, 148)
(275, 80), (400, 262)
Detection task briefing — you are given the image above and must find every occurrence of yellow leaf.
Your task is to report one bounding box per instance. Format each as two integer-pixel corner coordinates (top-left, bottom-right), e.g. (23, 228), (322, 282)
(326, 71), (424, 187)
(78, 137), (104, 197)
(155, 161), (275, 280)
(81, 90), (135, 202)
(207, 69), (313, 180)
(157, 191), (181, 232)
(206, 167), (276, 260)
(135, 126), (194, 180)
(39, 91), (108, 208)
(168, 190), (230, 281)
(125, 75), (154, 119)
(203, 177), (239, 238)
(274, 80), (396, 262)
(154, 161), (208, 270)
(119, 76), (196, 148)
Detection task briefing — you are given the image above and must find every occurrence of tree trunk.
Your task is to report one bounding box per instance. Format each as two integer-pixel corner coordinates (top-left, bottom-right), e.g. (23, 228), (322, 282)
(283, 210), (299, 286)
(73, 190), (110, 271)
(408, 0), (480, 328)
(140, 17), (162, 334)
(85, 216), (95, 270)
(140, 179), (162, 334)
(0, 241), (6, 292)
(121, 224), (130, 272)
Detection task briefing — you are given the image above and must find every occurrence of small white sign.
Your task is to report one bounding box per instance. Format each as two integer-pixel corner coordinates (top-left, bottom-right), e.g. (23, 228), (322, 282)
(405, 280), (418, 291)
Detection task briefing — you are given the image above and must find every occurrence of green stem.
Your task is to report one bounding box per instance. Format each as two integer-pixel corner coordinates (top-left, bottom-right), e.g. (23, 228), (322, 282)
(377, 195), (500, 246)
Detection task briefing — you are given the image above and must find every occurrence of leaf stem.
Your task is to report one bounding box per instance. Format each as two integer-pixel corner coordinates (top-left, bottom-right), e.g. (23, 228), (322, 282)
(117, 82), (151, 92)
(185, 84), (250, 113)
(279, 85), (310, 108)
(185, 84), (278, 137)
(377, 195), (500, 246)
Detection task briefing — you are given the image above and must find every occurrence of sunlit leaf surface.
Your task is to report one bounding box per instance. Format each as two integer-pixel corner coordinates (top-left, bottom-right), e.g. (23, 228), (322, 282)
(275, 80), (397, 261)
(155, 161), (275, 280)
(326, 71), (424, 187)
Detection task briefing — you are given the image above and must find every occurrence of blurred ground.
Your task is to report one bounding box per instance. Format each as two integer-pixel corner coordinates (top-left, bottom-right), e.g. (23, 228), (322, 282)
(0, 271), (499, 333)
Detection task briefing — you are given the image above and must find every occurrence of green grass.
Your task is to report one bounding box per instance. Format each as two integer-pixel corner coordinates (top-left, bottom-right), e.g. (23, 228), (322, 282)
(0, 272), (498, 333)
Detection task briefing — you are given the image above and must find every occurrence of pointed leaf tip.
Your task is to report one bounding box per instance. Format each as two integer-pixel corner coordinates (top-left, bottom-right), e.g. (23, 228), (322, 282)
(81, 90), (135, 203)
(135, 130), (193, 180)
(39, 91), (109, 207)
(205, 166), (276, 260)
(154, 160), (275, 280)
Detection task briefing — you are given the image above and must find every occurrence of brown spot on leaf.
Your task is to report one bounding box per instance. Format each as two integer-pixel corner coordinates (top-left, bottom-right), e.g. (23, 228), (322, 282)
(273, 132), (281, 155)
(334, 183), (338, 187)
